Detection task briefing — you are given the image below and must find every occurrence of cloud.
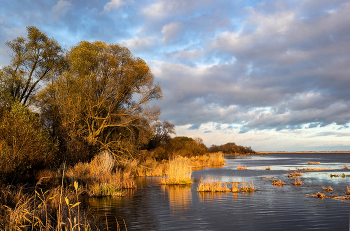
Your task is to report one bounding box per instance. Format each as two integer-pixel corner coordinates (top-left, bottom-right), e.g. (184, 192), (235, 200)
(161, 21), (183, 44)
(103, 0), (125, 13)
(187, 124), (201, 130)
(120, 36), (158, 52)
(52, 0), (73, 21)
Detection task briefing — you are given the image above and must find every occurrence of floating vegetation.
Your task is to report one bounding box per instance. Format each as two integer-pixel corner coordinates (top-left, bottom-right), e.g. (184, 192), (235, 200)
(272, 179), (285, 186)
(297, 168), (331, 171)
(197, 178), (255, 193)
(197, 177), (231, 192)
(344, 164), (348, 169)
(287, 171), (303, 178)
(330, 173), (350, 178)
(307, 161), (320, 165)
(322, 186), (333, 192)
(237, 164), (247, 170)
(292, 177), (302, 186)
(266, 166), (271, 170)
(310, 192), (326, 199)
(240, 181), (255, 192)
(330, 174), (339, 177)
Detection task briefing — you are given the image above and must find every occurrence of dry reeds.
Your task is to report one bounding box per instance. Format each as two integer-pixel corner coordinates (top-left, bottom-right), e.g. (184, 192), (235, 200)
(190, 152), (226, 168)
(161, 156), (192, 185)
(292, 177), (302, 186)
(344, 164), (348, 169)
(196, 177), (231, 192)
(322, 186), (333, 192)
(237, 164), (247, 170)
(287, 171), (303, 178)
(0, 183), (108, 230)
(307, 161), (320, 165)
(347, 186), (350, 195)
(310, 192), (326, 199)
(240, 181), (255, 192)
(297, 168), (331, 171)
(272, 179), (285, 186)
(266, 166), (271, 170)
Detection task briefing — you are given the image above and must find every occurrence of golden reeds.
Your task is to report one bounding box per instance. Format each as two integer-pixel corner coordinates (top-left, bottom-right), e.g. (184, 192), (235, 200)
(196, 177), (231, 192)
(344, 164), (348, 169)
(292, 177), (302, 186)
(161, 156), (192, 185)
(272, 179), (285, 186)
(307, 161), (320, 165)
(322, 186), (333, 192)
(266, 166), (271, 170)
(287, 171), (303, 178)
(237, 164), (247, 170)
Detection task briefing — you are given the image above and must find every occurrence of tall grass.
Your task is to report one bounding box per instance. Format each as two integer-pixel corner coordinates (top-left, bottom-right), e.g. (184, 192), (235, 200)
(0, 184), (108, 230)
(161, 156), (192, 185)
(197, 177), (231, 192)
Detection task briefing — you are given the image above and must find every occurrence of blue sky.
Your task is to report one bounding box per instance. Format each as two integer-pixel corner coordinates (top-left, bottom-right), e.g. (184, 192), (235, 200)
(1, 0), (350, 151)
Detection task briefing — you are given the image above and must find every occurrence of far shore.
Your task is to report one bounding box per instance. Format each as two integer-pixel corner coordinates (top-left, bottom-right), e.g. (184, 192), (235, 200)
(258, 151), (350, 154)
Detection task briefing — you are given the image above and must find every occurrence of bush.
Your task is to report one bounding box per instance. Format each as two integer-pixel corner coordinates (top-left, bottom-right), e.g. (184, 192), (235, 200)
(0, 103), (57, 182)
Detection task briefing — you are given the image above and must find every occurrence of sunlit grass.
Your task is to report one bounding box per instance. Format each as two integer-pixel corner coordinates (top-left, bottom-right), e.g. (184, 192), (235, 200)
(237, 164), (247, 170)
(272, 179), (285, 186)
(291, 177), (302, 186)
(161, 156), (192, 185)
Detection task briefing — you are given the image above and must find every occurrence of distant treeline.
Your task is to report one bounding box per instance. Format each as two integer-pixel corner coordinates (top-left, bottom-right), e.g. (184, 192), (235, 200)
(208, 142), (256, 155)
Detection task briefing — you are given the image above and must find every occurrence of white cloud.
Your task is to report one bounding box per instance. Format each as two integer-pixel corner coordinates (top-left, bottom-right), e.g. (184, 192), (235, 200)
(120, 36), (157, 52)
(51, 0), (73, 21)
(161, 21), (183, 44)
(103, 0), (125, 13)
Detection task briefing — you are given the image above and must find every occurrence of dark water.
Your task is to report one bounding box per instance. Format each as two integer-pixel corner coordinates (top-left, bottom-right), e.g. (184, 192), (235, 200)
(89, 153), (350, 230)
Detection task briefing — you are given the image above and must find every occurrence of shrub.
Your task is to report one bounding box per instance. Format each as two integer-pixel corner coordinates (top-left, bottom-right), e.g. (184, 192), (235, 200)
(0, 103), (57, 182)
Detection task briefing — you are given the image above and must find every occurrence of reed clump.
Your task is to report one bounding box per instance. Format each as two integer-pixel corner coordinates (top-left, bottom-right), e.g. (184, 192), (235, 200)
(191, 152), (226, 168)
(322, 186), (333, 192)
(240, 181), (255, 192)
(0, 183), (106, 230)
(196, 177), (231, 192)
(161, 156), (192, 185)
(266, 166), (271, 170)
(66, 151), (136, 196)
(287, 171), (303, 178)
(310, 192), (326, 199)
(292, 177), (302, 186)
(272, 179), (285, 186)
(237, 164), (247, 170)
(297, 168), (331, 171)
(307, 161), (320, 165)
(344, 164), (348, 169)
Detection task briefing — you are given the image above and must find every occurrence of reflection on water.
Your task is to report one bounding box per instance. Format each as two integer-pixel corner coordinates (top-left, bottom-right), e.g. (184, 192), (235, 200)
(161, 185), (192, 212)
(89, 153), (350, 230)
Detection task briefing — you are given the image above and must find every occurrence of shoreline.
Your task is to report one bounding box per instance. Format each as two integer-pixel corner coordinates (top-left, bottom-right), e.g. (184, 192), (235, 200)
(259, 151), (350, 154)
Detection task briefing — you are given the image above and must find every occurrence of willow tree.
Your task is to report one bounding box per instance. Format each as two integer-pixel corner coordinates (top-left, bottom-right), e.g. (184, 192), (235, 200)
(0, 26), (63, 107)
(38, 41), (162, 162)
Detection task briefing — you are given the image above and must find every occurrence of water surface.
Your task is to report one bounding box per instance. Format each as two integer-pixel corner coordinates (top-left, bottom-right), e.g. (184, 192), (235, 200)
(89, 153), (350, 230)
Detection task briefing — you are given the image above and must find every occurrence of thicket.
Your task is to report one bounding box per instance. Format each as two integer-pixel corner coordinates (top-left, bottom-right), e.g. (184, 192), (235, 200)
(208, 142), (256, 154)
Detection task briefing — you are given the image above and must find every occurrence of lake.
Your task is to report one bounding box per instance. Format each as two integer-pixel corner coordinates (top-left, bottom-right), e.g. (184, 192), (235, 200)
(89, 153), (350, 230)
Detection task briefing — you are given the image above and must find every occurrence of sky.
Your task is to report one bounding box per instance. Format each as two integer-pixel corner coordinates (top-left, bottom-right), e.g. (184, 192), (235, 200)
(1, 0), (350, 151)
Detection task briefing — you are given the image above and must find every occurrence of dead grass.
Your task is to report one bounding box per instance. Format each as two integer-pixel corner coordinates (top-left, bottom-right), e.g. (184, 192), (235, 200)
(261, 177), (274, 179)
(344, 164), (348, 169)
(287, 171), (303, 178)
(272, 179), (285, 186)
(307, 161), (320, 165)
(0, 183), (116, 230)
(297, 168), (331, 171)
(196, 177), (231, 192)
(266, 166), (271, 170)
(191, 152), (226, 168)
(237, 164), (247, 170)
(322, 186), (333, 192)
(240, 181), (255, 192)
(161, 156), (192, 185)
(310, 192), (326, 199)
(292, 177), (302, 186)
(196, 178), (254, 193)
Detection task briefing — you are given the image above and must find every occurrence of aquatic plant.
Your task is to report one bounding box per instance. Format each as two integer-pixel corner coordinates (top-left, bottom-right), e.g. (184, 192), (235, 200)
(344, 164), (348, 169)
(266, 166), (271, 170)
(307, 161), (320, 165)
(322, 186), (333, 192)
(272, 179), (285, 186)
(196, 177), (231, 192)
(287, 171), (303, 178)
(292, 177), (302, 186)
(161, 156), (192, 185)
(237, 164), (247, 170)
(240, 181), (255, 192)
